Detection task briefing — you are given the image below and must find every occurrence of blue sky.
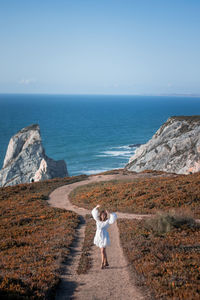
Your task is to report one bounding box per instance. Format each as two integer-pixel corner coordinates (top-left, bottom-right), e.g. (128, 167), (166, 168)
(0, 0), (200, 95)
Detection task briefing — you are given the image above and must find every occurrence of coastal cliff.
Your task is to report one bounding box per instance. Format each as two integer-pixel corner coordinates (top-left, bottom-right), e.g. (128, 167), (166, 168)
(0, 124), (68, 187)
(126, 116), (200, 174)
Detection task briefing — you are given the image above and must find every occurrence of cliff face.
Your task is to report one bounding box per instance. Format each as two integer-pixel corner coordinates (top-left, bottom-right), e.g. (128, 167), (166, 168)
(0, 124), (68, 187)
(126, 116), (200, 174)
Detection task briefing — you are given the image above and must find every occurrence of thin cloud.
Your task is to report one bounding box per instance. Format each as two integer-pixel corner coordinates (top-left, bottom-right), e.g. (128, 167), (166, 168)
(19, 78), (36, 85)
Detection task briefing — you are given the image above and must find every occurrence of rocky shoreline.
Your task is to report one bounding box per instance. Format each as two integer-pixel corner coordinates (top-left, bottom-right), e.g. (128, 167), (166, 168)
(126, 116), (200, 174)
(0, 124), (68, 187)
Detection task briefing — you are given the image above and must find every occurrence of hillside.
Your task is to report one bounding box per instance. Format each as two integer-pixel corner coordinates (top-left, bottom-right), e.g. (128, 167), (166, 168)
(70, 171), (200, 218)
(0, 175), (87, 299)
(0, 170), (199, 299)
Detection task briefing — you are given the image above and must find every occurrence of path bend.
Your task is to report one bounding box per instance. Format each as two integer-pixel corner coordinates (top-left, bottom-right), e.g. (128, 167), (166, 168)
(48, 174), (151, 220)
(48, 174), (152, 300)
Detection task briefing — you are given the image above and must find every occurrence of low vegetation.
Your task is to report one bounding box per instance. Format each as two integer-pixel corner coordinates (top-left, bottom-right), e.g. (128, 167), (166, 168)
(145, 210), (196, 235)
(0, 175), (87, 299)
(1, 170), (200, 299)
(76, 215), (96, 275)
(69, 172), (200, 217)
(118, 213), (200, 299)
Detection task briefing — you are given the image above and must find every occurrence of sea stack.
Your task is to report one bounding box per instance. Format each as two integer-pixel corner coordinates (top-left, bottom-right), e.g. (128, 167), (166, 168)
(126, 116), (200, 174)
(0, 124), (68, 187)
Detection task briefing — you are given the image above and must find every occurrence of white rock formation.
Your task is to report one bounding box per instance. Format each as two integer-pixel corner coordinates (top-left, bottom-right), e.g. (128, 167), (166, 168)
(126, 116), (200, 174)
(0, 124), (68, 187)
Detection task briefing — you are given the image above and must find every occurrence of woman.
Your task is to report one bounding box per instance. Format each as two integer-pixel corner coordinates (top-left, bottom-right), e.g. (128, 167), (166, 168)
(91, 204), (117, 269)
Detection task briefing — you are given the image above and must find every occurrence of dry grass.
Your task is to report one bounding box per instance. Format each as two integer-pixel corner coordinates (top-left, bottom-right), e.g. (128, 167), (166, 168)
(76, 215), (96, 275)
(1, 170), (200, 298)
(118, 217), (200, 299)
(69, 172), (200, 217)
(0, 175), (87, 299)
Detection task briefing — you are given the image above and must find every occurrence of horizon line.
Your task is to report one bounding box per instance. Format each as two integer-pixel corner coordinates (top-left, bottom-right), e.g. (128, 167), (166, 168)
(1, 92), (200, 98)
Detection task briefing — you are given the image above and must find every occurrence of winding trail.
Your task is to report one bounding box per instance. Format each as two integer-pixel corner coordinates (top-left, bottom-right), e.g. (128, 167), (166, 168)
(48, 174), (152, 300)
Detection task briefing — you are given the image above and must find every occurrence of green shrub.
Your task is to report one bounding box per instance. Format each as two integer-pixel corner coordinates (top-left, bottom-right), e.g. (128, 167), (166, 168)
(145, 210), (196, 235)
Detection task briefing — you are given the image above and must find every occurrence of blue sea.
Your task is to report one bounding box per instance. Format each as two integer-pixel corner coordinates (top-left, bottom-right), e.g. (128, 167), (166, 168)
(0, 94), (200, 176)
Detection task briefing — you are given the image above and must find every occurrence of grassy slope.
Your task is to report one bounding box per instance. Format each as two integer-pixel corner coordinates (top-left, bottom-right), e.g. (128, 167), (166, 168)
(0, 175), (87, 299)
(1, 171), (200, 299)
(69, 172), (200, 217)
(118, 218), (200, 299)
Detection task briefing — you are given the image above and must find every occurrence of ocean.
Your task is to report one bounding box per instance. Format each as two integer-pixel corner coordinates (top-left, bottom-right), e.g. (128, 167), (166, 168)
(0, 94), (200, 176)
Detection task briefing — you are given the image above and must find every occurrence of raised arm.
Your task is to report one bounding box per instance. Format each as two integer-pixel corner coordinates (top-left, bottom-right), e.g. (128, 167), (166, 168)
(107, 211), (117, 224)
(91, 205), (100, 222)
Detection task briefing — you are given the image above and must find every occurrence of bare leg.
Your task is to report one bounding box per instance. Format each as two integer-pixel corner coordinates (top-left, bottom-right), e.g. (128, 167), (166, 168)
(100, 248), (105, 269)
(104, 248), (109, 266)
(100, 248), (109, 268)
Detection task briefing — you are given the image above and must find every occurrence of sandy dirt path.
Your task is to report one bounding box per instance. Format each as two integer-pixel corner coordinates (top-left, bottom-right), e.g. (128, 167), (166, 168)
(48, 174), (151, 300)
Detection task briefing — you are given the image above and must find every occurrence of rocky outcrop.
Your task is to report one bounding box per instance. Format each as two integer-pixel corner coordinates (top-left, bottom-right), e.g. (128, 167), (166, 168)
(0, 124), (68, 187)
(126, 116), (200, 174)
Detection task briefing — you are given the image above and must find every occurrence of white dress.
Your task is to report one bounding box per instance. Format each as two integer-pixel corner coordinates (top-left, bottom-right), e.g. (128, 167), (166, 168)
(91, 206), (117, 248)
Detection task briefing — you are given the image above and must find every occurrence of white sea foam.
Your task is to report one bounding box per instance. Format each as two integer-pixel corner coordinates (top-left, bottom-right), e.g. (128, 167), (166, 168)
(99, 150), (132, 157)
(113, 145), (131, 150)
(96, 144), (139, 159)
